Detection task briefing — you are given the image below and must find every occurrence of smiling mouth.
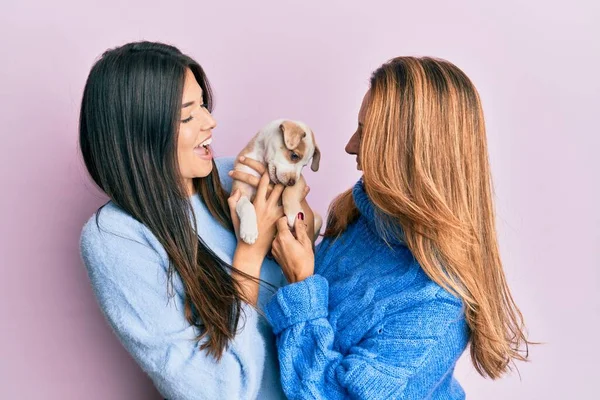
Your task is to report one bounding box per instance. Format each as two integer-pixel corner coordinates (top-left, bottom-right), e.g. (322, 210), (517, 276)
(195, 137), (212, 155)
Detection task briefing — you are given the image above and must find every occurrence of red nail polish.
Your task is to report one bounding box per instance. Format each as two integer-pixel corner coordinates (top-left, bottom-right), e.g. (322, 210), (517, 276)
(298, 212), (304, 220)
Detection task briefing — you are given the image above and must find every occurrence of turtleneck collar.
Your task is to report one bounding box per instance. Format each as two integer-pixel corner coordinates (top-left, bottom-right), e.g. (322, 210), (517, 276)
(352, 178), (405, 247)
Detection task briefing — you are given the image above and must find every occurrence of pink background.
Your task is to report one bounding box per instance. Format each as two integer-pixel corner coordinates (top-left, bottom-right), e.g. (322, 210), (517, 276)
(1, 0), (598, 398)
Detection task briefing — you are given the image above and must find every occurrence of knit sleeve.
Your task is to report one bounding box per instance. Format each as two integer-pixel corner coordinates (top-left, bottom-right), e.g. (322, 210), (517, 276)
(80, 215), (265, 400)
(265, 275), (468, 400)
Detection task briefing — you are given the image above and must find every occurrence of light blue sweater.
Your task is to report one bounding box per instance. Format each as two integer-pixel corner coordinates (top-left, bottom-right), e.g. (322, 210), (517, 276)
(265, 179), (470, 399)
(80, 157), (286, 400)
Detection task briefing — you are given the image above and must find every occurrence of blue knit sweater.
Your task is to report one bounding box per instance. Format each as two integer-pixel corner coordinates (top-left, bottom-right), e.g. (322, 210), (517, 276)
(265, 179), (470, 399)
(80, 157), (286, 400)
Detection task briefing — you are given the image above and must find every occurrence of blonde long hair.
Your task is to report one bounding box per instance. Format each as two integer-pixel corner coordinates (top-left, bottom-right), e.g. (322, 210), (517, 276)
(325, 57), (529, 378)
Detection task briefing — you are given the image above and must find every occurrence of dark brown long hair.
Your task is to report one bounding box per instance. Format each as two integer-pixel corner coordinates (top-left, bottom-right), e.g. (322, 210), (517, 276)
(79, 41), (243, 360)
(325, 57), (530, 378)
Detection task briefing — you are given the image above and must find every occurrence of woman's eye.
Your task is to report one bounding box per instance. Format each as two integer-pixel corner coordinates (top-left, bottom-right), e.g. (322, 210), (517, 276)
(291, 152), (300, 161)
(181, 116), (193, 124)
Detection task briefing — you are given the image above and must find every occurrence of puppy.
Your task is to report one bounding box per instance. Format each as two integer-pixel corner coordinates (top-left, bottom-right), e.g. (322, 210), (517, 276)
(232, 119), (322, 244)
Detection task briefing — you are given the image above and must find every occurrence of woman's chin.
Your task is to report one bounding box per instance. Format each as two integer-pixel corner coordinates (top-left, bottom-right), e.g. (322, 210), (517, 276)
(193, 162), (214, 179)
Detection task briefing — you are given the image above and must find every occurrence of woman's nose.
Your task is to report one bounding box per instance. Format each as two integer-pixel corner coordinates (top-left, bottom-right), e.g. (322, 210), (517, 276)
(346, 132), (359, 155)
(345, 141), (353, 154)
(207, 116), (217, 130)
(201, 109), (217, 131)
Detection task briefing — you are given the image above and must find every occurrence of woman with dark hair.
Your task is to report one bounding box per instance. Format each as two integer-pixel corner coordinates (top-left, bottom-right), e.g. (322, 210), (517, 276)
(79, 41), (309, 399)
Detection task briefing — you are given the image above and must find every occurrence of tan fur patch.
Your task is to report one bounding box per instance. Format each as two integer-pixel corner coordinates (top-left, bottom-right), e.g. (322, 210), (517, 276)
(280, 121), (306, 149)
(233, 134), (259, 169)
(239, 134), (258, 158)
(282, 140), (307, 164)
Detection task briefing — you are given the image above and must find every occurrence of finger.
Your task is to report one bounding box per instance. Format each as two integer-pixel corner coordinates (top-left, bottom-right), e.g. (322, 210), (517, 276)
(267, 183), (285, 206)
(276, 216), (289, 232)
(227, 189), (241, 208)
(271, 204), (285, 222)
(227, 189), (241, 233)
(228, 170), (261, 187)
(266, 185), (274, 198)
(294, 213), (311, 247)
(238, 156), (267, 175)
(255, 172), (271, 201)
(277, 205), (285, 219)
(276, 216), (294, 241)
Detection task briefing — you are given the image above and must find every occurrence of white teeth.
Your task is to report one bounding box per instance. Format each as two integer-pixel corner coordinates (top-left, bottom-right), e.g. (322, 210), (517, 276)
(198, 138), (212, 147)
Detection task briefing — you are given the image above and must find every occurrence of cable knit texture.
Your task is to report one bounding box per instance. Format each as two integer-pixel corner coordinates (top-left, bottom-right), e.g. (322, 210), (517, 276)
(266, 179), (470, 399)
(80, 157), (286, 400)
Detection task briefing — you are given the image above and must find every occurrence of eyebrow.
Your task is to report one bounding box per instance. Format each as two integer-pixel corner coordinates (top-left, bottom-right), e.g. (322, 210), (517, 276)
(182, 91), (205, 108)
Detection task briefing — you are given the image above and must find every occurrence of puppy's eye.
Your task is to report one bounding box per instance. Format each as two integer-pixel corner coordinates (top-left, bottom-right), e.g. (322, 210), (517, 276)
(290, 151), (300, 161)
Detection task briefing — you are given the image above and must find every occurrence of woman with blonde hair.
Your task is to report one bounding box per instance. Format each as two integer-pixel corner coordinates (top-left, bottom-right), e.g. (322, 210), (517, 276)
(234, 56), (530, 399)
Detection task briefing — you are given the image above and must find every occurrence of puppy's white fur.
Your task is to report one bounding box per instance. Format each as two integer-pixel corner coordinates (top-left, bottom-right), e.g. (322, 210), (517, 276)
(232, 119), (322, 244)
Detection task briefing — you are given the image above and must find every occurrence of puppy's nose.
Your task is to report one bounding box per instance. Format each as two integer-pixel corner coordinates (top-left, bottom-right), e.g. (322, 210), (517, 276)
(287, 179), (296, 186)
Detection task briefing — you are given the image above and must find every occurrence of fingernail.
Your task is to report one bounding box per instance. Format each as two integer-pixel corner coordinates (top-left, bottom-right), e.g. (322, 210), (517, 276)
(239, 156), (245, 161)
(228, 171), (233, 176)
(298, 212), (304, 220)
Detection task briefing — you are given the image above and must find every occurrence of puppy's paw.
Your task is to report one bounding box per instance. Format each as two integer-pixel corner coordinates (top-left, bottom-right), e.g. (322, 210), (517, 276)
(286, 213), (297, 229)
(236, 195), (259, 244)
(284, 202), (303, 229)
(240, 221), (259, 244)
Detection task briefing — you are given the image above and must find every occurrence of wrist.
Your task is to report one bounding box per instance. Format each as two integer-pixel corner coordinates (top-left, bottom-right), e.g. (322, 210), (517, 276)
(233, 243), (265, 275)
(289, 273), (312, 283)
(232, 244), (265, 305)
(289, 263), (314, 283)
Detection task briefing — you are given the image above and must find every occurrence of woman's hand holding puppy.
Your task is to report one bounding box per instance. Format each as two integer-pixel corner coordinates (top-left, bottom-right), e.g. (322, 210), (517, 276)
(229, 156), (316, 284)
(272, 214), (314, 283)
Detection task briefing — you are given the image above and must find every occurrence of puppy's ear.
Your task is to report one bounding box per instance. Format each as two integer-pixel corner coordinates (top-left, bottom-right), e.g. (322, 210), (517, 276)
(311, 133), (321, 172)
(279, 121), (303, 150)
